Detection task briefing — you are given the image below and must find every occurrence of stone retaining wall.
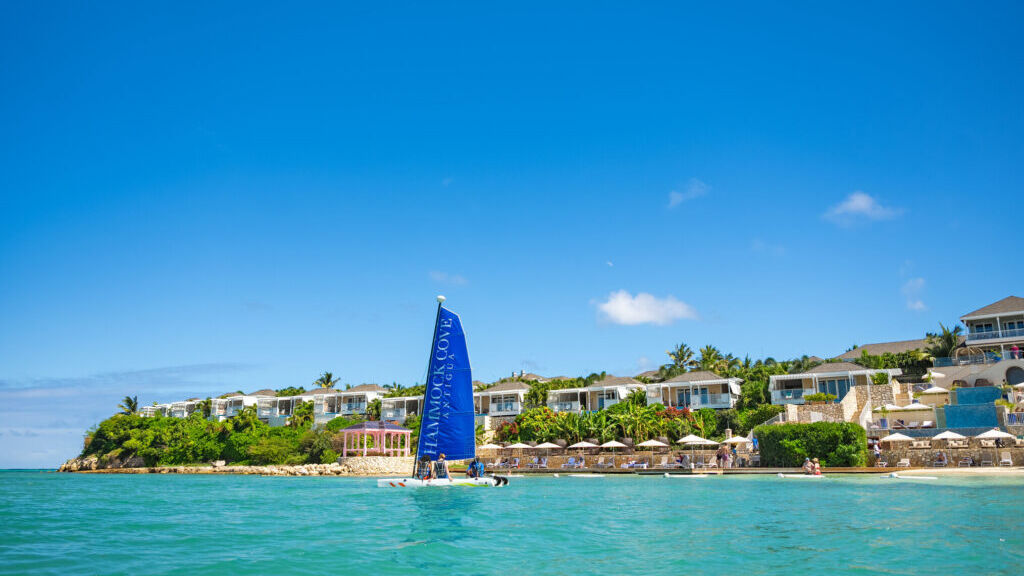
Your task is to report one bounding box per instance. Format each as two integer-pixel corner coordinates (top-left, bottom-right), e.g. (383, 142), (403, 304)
(60, 456), (416, 476)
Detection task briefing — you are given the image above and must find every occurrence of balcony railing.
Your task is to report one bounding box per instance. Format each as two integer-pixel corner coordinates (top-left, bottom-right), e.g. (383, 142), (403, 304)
(598, 398), (619, 410)
(342, 403), (367, 415)
(1008, 413), (1024, 426)
(678, 393), (733, 409)
(771, 389), (806, 403)
(548, 401), (580, 412)
(966, 327), (1024, 342)
(932, 353), (1000, 367)
(381, 409), (407, 420)
(488, 402), (521, 416)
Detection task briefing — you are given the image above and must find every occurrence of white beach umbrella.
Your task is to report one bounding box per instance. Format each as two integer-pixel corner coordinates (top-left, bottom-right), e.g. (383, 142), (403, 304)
(534, 442), (562, 450)
(636, 439), (669, 447)
(932, 431), (965, 441)
(900, 404), (934, 411)
(567, 441), (599, 449)
(975, 429), (1014, 440)
(600, 440), (627, 449)
(478, 443), (502, 450)
(920, 386), (949, 394)
(505, 443), (533, 449)
(723, 436), (752, 445)
(677, 434), (712, 444)
(878, 433), (913, 443)
(874, 404), (905, 412)
(635, 439), (668, 465)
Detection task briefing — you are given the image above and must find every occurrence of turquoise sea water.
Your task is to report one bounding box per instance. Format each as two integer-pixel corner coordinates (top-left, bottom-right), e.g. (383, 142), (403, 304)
(1, 471), (1023, 575)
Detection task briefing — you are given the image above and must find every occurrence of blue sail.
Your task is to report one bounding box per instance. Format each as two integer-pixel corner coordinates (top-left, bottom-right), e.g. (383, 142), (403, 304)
(416, 307), (475, 461)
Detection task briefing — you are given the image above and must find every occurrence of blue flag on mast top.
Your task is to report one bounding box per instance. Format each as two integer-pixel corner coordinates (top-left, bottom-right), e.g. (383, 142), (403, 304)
(416, 306), (475, 461)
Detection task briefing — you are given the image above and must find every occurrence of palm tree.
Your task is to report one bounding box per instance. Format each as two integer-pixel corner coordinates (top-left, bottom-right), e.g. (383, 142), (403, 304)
(666, 343), (696, 370)
(696, 346), (724, 373)
(925, 323), (963, 359)
(313, 371), (340, 389)
(367, 398), (382, 421)
(118, 395), (138, 415)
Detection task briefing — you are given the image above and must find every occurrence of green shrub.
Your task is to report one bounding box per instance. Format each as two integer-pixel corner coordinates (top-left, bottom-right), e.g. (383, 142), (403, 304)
(325, 415), (364, 433)
(753, 422), (867, 467)
(248, 436), (304, 465)
(803, 393), (837, 403)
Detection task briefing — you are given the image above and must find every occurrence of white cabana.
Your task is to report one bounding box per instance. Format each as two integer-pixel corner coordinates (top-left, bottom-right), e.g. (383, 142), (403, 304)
(975, 429), (1014, 440)
(920, 386), (949, 394)
(932, 431), (966, 441)
(879, 433), (913, 443)
(900, 404), (934, 411)
(873, 404), (905, 412)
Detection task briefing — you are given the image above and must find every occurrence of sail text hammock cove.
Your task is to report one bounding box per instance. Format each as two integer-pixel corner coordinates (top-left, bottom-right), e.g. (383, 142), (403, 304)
(378, 296), (506, 488)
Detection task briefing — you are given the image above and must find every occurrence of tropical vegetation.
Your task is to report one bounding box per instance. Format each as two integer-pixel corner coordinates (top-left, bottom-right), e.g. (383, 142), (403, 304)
(753, 422), (867, 467)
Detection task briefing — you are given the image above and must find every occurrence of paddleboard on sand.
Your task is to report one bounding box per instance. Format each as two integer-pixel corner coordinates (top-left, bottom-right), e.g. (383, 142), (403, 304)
(886, 472), (938, 480)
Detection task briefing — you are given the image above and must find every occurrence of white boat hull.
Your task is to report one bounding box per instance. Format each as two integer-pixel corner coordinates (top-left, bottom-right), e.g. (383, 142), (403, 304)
(376, 476), (506, 488)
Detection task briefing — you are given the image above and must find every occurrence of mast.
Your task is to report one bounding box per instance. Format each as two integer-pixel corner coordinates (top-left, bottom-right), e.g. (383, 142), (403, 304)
(411, 294), (446, 476)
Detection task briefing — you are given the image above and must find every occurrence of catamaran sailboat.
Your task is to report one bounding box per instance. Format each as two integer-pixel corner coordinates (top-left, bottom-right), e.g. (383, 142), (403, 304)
(377, 296), (506, 488)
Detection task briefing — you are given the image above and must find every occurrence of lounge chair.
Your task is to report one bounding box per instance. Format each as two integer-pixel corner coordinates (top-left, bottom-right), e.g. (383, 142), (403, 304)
(958, 456), (973, 467)
(538, 457), (548, 468)
(751, 454), (760, 467)
(561, 457), (577, 469)
(595, 456), (613, 469)
(575, 457), (585, 469)
(655, 456), (672, 469)
(510, 457), (520, 469)
(981, 455), (993, 467)
(526, 457), (540, 469)
(896, 458), (910, 468)
(999, 451), (1013, 466)
(922, 421), (934, 428)
(492, 458), (507, 468)
(875, 459), (888, 468)
(931, 453), (948, 467)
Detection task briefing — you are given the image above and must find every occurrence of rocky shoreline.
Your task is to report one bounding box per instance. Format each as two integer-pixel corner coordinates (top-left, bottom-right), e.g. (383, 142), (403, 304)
(59, 455), (416, 476)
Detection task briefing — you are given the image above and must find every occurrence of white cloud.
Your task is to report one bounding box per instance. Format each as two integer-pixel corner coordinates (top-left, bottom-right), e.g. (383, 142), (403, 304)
(429, 271), (466, 286)
(606, 261), (614, 267)
(668, 178), (709, 208)
(901, 277), (927, 311)
(824, 191), (901, 224)
(597, 290), (697, 326)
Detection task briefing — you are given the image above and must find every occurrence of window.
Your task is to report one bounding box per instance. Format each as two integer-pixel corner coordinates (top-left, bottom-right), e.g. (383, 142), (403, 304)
(817, 378), (852, 401)
(973, 323), (994, 333)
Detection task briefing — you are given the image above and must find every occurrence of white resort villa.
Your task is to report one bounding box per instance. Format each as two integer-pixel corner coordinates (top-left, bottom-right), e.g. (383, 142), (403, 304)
(769, 363), (902, 405)
(645, 371), (742, 410)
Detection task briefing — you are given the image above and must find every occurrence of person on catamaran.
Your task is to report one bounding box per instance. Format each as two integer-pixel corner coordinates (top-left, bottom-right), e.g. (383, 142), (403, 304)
(466, 458), (484, 478)
(434, 453), (450, 479)
(415, 456), (433, 480)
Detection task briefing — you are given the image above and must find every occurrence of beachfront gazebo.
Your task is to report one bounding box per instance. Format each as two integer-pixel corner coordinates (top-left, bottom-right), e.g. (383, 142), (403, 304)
(340, 421), (412, 457)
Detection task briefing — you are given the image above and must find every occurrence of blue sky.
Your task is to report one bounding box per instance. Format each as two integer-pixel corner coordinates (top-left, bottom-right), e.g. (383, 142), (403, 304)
(2, 2), (1022, 468)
